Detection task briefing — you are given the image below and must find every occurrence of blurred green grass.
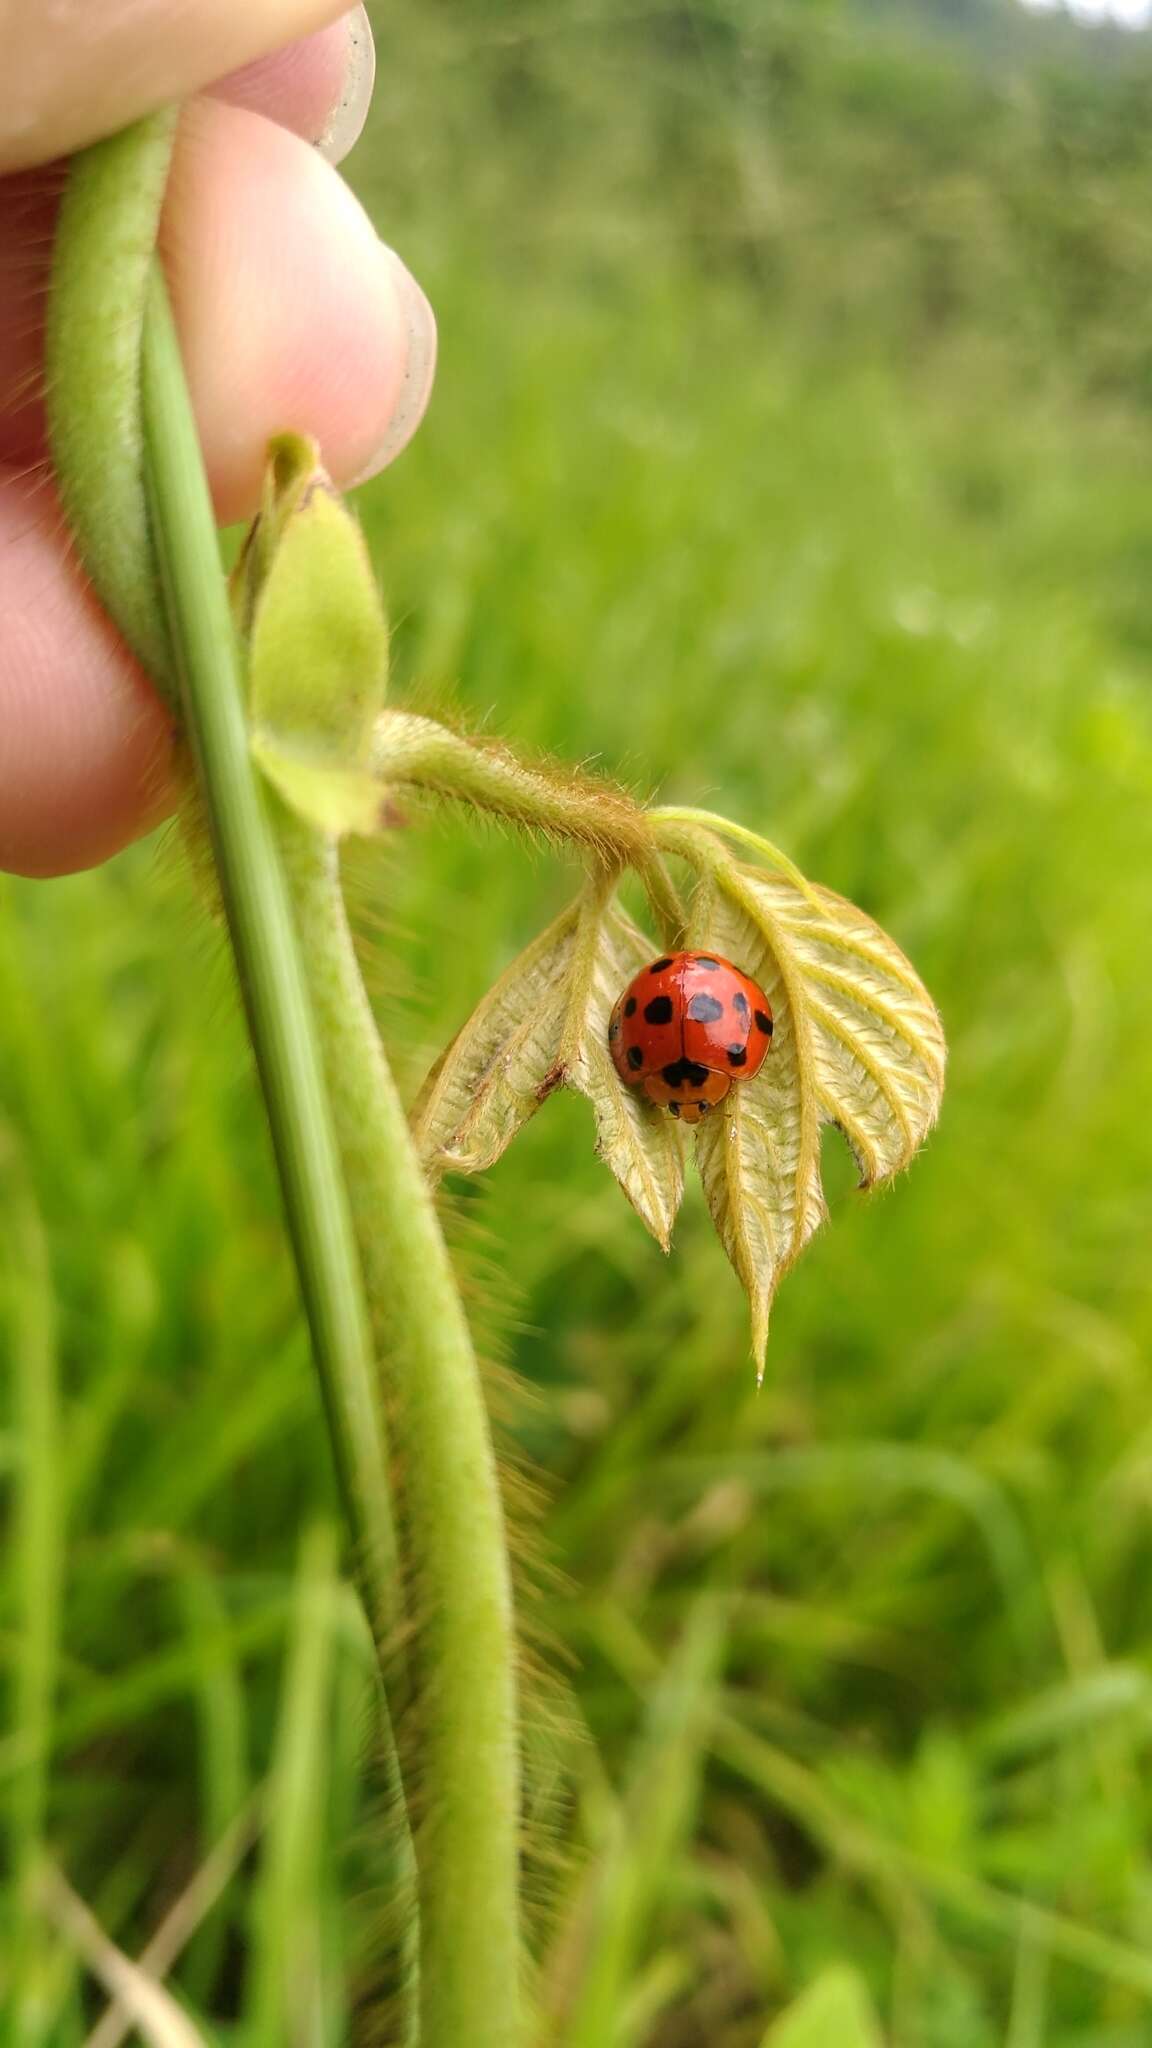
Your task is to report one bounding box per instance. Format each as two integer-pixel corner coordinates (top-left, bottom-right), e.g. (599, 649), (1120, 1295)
(5, 2), (1152, 2040)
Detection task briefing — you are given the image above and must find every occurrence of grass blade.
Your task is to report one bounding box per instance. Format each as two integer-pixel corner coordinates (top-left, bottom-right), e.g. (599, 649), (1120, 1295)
(4, 1159), (63, 2043)
(41, 1868), (211, 2048)
(549, 1596), (727, 2048)
(244, 1525), (342, 2047)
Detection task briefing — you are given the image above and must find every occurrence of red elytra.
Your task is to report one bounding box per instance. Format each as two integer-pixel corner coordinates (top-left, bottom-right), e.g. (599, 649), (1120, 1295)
(608, 950), (774, 1124)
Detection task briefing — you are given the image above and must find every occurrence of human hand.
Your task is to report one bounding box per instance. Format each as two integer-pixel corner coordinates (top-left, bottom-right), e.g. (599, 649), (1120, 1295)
(0, 2), (436, 876)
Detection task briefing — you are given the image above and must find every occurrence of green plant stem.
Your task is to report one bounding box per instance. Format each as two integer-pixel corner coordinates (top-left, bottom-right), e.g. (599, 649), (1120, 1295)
(374, 708), (685, 942)
(136, 266), (403, 1659)
(49, 111), (522, 2041)
(649, 806), (820, 901)
(277, 815), (523, 2048)
(136, 260), (424, 2031)
(45, 109), (179, 695)
(373, 710), (651, 862)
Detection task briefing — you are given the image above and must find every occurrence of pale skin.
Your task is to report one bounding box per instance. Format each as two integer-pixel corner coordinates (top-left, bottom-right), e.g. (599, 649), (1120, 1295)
(0, 1), (436, 876)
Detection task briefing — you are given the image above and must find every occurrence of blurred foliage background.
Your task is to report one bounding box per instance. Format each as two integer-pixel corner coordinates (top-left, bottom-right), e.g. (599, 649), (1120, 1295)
(5, 0), (1152, 2040)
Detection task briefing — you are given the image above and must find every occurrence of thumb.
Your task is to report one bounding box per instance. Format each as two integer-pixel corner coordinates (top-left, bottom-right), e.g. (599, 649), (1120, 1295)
(0, 0), (352, 170)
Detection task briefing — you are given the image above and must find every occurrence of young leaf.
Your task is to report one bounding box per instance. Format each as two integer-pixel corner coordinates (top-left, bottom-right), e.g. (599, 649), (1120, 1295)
(691, 858), (944, 1368)
(411, 905), (579, 1178)
(235, 434), (389, 761)
(737, 866), (945, 1185)
(230, 430), (316, 636)
(693, 873), (827, 1367)
(250, 737), (391, 840)
(411, 887), (684, 1249)
(565, 894), (684, 1252)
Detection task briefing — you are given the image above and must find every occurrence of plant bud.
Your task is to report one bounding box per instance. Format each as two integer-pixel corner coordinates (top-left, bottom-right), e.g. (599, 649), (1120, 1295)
(233, 432), (389, 765)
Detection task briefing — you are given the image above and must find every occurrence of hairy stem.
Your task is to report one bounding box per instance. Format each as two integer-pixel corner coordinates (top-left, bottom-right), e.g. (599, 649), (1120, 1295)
(48, 117), (429, 2030)
(44, 109), (179, 695)
(49, 110), (523, 2042)
(136, 264), (403, 1658)
(373, 710), (649, 860)
(375, 708), (686, 942)
(46, 104), (409, 1687)
(278, 816), (523, 2048)
(141, 257), (423, 2032)
(649, 805), (819, 900)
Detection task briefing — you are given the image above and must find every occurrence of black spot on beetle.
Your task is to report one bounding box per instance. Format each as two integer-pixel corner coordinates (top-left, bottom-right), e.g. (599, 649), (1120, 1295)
(662, 1058), (710, 1090)
(644, 995), (674, 1025)
(648, 957), (673, 973)
(727, 1045), (748, 1067)
(686, 992), (724, 1024)
(608, 1017), (620, 1040)
(695, 956), (721, 970)
(754, 1010), (773, 1035)
(626, 1045), (644, 1071)
(624, 996), (637, 1017)
(732, 990), (749, 1018)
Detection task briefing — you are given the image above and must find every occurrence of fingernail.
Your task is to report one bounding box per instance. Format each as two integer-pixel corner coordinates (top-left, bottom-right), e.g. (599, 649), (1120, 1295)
(353, 248), (438, 483)
(316, 5), (376, 165)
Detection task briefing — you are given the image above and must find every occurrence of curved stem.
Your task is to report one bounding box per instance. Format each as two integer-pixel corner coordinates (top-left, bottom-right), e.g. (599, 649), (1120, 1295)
(277, 817), (523, 2048)
(373, 709), (650, 863)
(50, 111), (523, 2043)
(46, 110), (406, 1673)
(50, 123), (426, 2028)
(639, 855), (688, 949)
(649, 805), (822, 905)
(137, 264), (403, 1659)
(45, 110), (179, 696)
(374, 709), (686, 943)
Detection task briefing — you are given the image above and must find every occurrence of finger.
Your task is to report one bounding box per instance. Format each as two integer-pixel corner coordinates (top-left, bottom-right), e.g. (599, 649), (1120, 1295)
(0, 472), (174, 879)
(0, 96), (437, 502)
(161, 97), (437, 523)
(0, 0), (354, 172)
(0, 9), (380, 468)
(213, 6), (376, 164)
(0, 97), (436, 877)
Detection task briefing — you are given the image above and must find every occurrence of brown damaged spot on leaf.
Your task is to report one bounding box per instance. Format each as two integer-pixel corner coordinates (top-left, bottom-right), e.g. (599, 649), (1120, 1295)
(411, 886), (685, 1252)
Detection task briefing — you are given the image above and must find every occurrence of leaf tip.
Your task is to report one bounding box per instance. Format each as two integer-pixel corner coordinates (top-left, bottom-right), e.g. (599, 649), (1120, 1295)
(750, 1298), (771, 1381)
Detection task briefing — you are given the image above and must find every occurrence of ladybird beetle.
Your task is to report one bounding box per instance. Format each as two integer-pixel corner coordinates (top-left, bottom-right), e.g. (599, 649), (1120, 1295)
(608, 951), (774, 1124)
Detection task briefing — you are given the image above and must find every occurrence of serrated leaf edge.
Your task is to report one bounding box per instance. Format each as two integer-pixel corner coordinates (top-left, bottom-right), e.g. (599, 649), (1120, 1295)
(714, 865), (825, 1271)
(411, 904), (578, 1176)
